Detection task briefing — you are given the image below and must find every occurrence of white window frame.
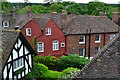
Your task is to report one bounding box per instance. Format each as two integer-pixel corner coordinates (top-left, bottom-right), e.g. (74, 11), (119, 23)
(53, 40), (59, 51)
(79, 36), (85, 44)
(37, 42), (44, 52)
(94, 47), (100, 54)
(3, 21), (9, 27)
(26, 28), (31, 36)
(13, 58), (24, 71)
(95, 35), (101, 43)
(61, 43), (65, 47)
(110, 34), (116, 40)
(79, 48), (85, 57)
(46, 28), (51, 35)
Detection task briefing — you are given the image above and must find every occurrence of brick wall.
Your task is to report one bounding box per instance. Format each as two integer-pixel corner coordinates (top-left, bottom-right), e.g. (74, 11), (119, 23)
(66, 32), (118, 58)
(74, 33), (120, 79)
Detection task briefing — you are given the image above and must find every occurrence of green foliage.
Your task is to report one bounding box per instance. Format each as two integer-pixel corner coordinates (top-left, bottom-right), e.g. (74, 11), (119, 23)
(25, 63), (48, 79)
(41, 70), (62, 79)
(1, 2), (12, 14)
(17, 5), (51, 14)
(61, 68), (80, 79)
(49, 3), (66, 13)
(41, 67), (80, 80)
(57, 54), (90, 70)
(33, 56), (58, 70)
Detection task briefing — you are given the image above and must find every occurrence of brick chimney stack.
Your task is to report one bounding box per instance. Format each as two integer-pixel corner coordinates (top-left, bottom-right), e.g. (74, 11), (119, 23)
(112, 9), (120, 26)
(11, 9), (16, 18)
(27, 8), (32, 18)
(99, 11), (107, 17)
(61, 10), (67, 31)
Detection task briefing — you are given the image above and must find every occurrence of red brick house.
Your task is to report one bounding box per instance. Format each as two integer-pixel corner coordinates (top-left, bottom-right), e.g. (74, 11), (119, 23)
(36, 19), (65, 57)
(65, 15), (119, 59)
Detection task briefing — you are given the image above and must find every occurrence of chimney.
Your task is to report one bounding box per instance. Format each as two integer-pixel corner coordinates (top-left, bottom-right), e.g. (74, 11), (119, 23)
(11, 9), (16, 18)
(99, 11), (107, 16)
(61, 10), (67, 31)
(112, 9), (120, 25)
(27, 8), (32, 18)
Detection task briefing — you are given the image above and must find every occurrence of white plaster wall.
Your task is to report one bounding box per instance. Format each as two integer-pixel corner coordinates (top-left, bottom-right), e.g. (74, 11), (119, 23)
(9, 66), (12, 78)
(3, 66), (7, 79)
(13, 49), (18, 59)
(19, 45), (23, 57)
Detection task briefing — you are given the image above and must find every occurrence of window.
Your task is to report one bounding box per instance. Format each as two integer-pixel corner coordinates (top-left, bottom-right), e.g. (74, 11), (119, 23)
(79, 36), (85, 44)
(37, 42), (44, 52)
(95, 35), (101, 43)
(15, 26), (20, 30)
(110, 34), (116, 40)
(3, 21), (9, 27)
(26, 28), (31, 36)
(79, 48), (85, 57)
(53, 40), (59, 51)
(46, 28), (51, 35)
(13, 58), (24, 71)
(94, 47), (100, 54)
(61, 43), (65, 47)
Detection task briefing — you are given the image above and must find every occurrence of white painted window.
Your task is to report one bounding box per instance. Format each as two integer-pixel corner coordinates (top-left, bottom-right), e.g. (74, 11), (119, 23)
(37, 42), (44, 52)
(26, 28), (31, 36)
(61, 43), (65, 47)
(79, 48), (85, 57)
(94, 47), (100, 54)
(53, 40), (59, 51)
(13, 58), (24, 71)
(110, 34), (116, 40)
(95, 35), (101, 43)
(46, 28), (51, 35)
(3, 21), (9, 27)
(79, 36), (85, 44)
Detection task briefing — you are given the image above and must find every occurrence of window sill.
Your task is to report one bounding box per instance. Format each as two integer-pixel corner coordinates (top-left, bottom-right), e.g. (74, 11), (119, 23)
(95, 41), (100, 43)
(38, 51), (44, 52)
(79, 42), (85, 44)
(14, 67), (26, 75)
(46, 34), (51, 35)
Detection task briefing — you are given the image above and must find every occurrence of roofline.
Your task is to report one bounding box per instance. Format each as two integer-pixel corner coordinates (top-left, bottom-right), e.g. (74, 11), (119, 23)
(65, 31), (119, 35)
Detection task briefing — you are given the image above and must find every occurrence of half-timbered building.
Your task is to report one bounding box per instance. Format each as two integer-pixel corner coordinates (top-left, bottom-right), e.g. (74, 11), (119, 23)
(1, 30), (36, 80)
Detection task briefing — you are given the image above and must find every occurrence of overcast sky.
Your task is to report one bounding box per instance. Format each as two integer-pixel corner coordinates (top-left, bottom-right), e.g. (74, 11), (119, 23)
(7, 0), (120, 4)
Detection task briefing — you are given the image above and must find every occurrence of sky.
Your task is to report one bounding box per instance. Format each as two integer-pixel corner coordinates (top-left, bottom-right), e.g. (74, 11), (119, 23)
(6, 0), (120, 4)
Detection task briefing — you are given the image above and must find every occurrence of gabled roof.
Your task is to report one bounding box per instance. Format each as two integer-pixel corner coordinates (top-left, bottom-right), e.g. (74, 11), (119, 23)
(1, 30), (36, 68)
(74, 33), (120, 79)
(65, 15), (119, 34)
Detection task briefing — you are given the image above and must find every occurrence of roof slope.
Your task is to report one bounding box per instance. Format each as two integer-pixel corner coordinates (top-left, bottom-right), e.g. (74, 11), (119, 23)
(74, 33), (120, 79)
(65, 15), (119, 34)
(1, 30), (36, 68)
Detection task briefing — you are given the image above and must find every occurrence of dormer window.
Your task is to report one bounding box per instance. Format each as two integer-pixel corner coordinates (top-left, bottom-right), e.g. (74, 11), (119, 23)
(95, 35), (101, 43)
(3, 21), (9, 27)
(26, 28), (31, 36)
(15, 26), (20, 30)
(46, 28), (51, 35)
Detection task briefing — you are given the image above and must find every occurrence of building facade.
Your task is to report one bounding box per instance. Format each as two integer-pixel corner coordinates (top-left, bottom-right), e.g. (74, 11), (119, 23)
(1, 30), (36, 80)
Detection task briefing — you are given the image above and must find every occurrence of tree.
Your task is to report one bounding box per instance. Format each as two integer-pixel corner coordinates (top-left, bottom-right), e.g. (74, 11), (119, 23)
(1, 2), (12, 14)
(44, 0), (62, 3)
(67, 2), (84, 15)
(49, 3), (66, 13)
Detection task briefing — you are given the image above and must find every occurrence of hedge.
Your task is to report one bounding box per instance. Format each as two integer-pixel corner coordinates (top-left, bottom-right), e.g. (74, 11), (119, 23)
(57, 54), (90, 70)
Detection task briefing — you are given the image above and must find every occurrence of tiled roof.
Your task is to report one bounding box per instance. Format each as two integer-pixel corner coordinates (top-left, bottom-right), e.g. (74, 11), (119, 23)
(1, 30), (20, 67)
(65, 15), (119, 34)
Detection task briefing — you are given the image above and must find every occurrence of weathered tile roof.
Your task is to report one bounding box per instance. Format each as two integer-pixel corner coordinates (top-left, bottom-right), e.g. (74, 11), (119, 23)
(65, 15), (119, 34)
(2, 30), (20, 67)
(74, 33), (120, 79)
